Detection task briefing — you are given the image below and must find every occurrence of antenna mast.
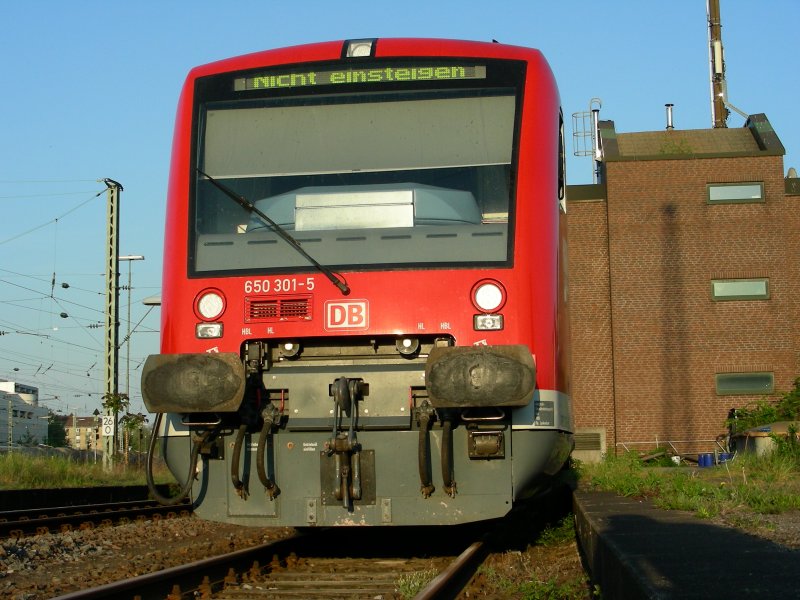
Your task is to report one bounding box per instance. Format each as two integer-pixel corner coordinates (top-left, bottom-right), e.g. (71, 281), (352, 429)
(708, 0), (728, 128)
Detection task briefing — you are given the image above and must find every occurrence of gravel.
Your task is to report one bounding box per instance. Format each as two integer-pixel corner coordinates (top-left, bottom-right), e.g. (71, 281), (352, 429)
(0, 516), (292, 599)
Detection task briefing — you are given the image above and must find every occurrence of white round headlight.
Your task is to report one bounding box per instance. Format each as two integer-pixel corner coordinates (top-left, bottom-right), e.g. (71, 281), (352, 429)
(197, 291), (224, 320)
(473, 282), (505, 312)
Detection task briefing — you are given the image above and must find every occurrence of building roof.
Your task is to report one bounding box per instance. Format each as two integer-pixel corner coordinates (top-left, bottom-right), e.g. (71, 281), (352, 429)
(619, 127), (758, 157)
(63, 416), (100, 428)
(599, 113), (784, 162)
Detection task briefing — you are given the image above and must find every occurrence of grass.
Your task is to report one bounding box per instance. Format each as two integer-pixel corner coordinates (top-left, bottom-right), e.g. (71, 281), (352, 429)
(578, 443), (800, 519)
(473, 517), (598, 599)
(479, 564), (592, 600)
(394, 520), (591, 599)
(537, 515), (578, 547)
(0, 451), (174, 490)
(396, 568), (437, 599)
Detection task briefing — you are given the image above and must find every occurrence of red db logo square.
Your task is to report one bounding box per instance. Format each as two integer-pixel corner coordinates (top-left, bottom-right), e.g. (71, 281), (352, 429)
(325, 300), (369, 331)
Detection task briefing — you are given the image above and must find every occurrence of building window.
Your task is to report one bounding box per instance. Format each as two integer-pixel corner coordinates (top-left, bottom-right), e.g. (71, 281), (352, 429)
(707, 182), (764, 204)
(711, 278), (769, 301)
(715, 372), (774, 395)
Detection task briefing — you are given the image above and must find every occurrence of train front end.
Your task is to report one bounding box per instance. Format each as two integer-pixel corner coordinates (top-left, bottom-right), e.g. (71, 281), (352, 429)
(142, 38), (573, 526)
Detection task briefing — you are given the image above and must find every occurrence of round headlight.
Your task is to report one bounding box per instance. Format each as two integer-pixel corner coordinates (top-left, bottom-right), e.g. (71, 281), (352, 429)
(280, 341), (301, 359)
(196, 290), (225, 321)
(395, 337), (420, 356)
(472, 280), (506, 312)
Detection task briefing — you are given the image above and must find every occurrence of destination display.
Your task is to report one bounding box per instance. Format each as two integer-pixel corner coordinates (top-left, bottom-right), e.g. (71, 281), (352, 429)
(234, 64), (487, 91)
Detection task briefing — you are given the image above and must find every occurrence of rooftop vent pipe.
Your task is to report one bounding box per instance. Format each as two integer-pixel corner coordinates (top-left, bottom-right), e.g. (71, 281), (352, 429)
(591, 105), (602, 161)
(665, 103), (675, 130)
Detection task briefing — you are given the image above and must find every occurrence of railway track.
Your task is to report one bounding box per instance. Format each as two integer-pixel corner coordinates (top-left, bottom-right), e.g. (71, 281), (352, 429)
(51, 526), (488, 600)
(3, 482), (575, 599)
(209, 539), (487, 599)
(0, 497), (191, 538)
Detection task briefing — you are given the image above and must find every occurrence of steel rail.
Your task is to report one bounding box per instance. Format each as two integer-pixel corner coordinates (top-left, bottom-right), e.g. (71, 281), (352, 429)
(415, 538), (489, 600)
(50, 533), (309, 600)
(0, 499), (191, 538)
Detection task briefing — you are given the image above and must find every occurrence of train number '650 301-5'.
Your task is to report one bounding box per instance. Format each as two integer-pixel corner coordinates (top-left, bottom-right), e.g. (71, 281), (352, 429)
(244, 277), (316, 294)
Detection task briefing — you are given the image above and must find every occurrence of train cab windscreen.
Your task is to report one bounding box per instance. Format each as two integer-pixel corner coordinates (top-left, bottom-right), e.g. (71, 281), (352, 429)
(191, 61), (522, 275)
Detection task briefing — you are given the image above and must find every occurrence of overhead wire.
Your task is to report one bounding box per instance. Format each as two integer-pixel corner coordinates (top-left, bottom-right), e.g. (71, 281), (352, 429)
(0, 183), (158, 409)
(0, 190), (101, 199)
(0, 188), (105, 246)
(0, 178), (99, 184)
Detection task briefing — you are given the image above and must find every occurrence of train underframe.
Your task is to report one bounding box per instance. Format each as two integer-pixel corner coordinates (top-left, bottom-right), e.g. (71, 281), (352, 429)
(144, 336), (573, 526)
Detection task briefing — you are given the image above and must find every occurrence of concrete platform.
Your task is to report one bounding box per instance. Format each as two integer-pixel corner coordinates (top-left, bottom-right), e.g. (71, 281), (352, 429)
(573, 490), (800, 599)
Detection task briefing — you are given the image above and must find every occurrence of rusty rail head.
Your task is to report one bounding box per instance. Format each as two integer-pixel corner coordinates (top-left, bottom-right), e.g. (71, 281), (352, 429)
(50, 533), (309, 600)
(415, 539), (487, 600)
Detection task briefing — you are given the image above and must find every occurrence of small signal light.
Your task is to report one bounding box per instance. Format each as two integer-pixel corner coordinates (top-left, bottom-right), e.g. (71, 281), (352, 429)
(474, 314), (504, 331)
(196, 323), (223, 339)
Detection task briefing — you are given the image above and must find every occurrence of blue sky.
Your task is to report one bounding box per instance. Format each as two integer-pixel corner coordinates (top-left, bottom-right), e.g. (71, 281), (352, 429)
(1, 1), (797, 418)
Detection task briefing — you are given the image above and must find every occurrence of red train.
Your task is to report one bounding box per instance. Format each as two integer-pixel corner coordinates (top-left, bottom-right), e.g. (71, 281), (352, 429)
(142, 38), (572, 526)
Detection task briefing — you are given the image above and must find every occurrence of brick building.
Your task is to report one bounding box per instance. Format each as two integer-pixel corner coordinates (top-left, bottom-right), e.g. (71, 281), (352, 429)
(567, 114), (799, 459)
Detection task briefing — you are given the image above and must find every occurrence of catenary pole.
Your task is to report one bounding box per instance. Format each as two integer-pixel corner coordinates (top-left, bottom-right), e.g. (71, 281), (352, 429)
(102, 179), (122, 469)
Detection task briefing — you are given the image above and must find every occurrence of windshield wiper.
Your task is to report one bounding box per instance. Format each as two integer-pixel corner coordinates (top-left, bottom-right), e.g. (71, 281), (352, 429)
(197, 169), (350, 295)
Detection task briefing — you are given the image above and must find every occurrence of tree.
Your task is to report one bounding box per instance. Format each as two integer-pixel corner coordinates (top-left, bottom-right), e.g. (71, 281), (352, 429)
(47, 412), (68, 447)
(101, 392), (130, 415)
(18, 430), (38, 447)
(119, 412), (148, 464)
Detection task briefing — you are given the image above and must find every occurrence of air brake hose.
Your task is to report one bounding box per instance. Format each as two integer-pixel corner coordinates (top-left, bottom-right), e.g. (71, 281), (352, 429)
(231, 424), (248, 499)
(418, 408), (435, 498)
(441, 418), (457, 497)
(146, 412), (213, 506)
(256, 412), (280, 499)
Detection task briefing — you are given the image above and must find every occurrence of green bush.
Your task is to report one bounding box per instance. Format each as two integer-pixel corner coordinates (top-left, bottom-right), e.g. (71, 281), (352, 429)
(729, 378), (800, 432)
(771, 424), (800, 462)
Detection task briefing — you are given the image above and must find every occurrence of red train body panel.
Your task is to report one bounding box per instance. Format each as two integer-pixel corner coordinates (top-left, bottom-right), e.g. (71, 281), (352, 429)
(143, 38), (572, 526)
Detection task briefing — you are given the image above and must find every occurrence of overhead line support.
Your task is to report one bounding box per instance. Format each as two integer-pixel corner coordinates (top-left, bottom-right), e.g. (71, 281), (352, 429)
(102, 178), (123, 469)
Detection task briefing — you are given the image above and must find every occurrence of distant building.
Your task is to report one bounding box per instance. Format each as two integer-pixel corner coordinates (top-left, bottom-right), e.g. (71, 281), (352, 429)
(567, 113), (797, 459)
(0, 380), (49, 446)
(63, 415), (102, 451)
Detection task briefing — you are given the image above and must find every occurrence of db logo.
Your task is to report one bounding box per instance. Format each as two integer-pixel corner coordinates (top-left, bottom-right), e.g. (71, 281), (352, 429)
(325, 300), (369, 331)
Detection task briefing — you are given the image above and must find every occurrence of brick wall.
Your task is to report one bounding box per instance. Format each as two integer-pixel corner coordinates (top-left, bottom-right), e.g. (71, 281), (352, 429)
(566, 197), (616, 448)
(568, 153), (798, 454)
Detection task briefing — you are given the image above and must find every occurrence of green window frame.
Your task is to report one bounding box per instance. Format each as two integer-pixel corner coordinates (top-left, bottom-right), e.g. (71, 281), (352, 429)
(711, 278), (769, 301)
(715, 372), (774, 396)
(707, 182), (764, 204)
